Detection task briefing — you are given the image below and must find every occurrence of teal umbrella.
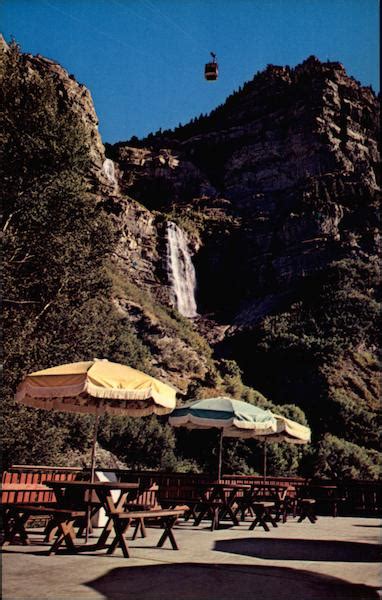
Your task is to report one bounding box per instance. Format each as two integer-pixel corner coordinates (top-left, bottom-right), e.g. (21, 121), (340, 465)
(169, 397), (277, 479)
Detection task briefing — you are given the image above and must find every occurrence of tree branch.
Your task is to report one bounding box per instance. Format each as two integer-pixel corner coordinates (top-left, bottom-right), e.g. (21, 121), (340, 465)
(3, 299), (40, 304)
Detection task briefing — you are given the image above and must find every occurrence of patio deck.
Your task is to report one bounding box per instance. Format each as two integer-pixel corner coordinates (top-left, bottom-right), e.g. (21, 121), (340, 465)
(2, 516), (381, 600)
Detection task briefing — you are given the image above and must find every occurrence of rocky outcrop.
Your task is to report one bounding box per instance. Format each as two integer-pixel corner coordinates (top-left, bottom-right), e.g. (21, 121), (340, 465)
(16, 46), (116, 192)
(110, 56), (380, 333)
(110, 144), (217, 210)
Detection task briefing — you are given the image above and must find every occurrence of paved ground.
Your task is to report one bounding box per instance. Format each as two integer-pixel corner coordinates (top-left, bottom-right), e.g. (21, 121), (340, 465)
(2, 516), (381, 600)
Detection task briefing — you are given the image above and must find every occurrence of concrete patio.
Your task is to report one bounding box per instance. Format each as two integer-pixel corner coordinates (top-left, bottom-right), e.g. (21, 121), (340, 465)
(2, 516), (381, 600)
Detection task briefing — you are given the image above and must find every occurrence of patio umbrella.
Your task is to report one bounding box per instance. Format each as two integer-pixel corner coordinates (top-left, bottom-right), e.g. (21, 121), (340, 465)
(16, 358), (177, 541)
(255, 414), (311, 481)
(15, 358), (177, 482)
(262, 414), (311, 445)
(168, 397), (278, 480)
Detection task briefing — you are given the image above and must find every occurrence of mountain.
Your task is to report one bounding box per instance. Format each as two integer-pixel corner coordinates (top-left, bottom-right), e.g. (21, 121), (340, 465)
(2, 39), (380, 477)
(110, 56), (379, 324)
(107, 56), (380, 453)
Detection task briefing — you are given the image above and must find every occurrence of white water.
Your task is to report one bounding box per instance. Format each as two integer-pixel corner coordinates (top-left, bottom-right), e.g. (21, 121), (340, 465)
(102, 158), (118, 189)
(166, 221), (198, 318)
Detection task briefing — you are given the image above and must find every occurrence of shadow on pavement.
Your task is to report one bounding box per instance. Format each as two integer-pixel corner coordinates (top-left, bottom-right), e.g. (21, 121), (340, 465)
(214, 537), (381, 562)
(86, 562), (379, 600)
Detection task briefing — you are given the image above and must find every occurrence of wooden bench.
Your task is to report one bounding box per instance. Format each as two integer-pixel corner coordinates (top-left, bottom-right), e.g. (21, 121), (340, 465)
(248, 502), (278, 532)
(297, 498), (317, 523)
(106, 508), (185, 558)
(1, 504), (86, 552)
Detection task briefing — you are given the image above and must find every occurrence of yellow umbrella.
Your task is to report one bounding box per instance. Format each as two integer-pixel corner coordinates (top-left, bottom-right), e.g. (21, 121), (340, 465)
(15, 358), (177, 541)
(15, 358), (177, 480)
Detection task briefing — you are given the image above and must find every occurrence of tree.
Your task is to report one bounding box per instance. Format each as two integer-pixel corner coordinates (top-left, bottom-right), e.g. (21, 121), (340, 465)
(1, 41), (151, 467)
(313, 434), (381, 480)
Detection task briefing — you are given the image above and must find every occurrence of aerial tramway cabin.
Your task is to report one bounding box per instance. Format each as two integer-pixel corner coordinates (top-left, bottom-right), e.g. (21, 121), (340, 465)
(205, 52), (218, 81)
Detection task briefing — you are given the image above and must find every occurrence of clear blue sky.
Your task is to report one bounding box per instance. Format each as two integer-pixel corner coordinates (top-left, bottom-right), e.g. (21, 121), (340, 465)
(1, 0), (379, 143)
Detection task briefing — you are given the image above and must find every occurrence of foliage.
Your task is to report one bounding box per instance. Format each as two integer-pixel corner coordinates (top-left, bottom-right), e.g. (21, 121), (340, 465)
(1, 41), (153, 468)
(312, 434), (381, 480)
(99, 415), (178, 471)
(108, 266), (212, 364)
(257, 257), (380, 359)
(233, 256), (380, 454)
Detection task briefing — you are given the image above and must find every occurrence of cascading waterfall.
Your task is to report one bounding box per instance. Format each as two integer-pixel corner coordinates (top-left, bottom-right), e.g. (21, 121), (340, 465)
(102, 158), (118, 190)
(166, 221), (198, 318)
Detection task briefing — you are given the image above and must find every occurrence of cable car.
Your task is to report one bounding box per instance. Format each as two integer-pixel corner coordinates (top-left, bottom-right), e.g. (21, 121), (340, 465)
(205, 52), (218, 81)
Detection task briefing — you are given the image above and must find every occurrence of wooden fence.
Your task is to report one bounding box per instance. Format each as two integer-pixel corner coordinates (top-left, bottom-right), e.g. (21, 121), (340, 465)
(2, 465), (380, 516)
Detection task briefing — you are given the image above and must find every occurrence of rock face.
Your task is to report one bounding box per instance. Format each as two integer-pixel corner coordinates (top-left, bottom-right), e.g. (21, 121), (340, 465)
(17, 47), (117, 193)
(106, 57), (380, 442)
(110, 57), (379, 336)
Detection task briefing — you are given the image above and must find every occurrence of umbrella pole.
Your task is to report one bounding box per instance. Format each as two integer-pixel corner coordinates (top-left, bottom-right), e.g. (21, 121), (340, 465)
(86, 410), (100, 543)
(218, 429), (224, 481)
(90, 411), (100, 483)
(263, 440), (267, 484)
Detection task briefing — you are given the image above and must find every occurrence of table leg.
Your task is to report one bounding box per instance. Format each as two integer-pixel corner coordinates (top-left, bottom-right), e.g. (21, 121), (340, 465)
(157, 517), (178, 550)
(193, 506), (208, 526)
(249, 505), (277, 532)
(219, 503), (239, 526)
(107, 518), (131, 558)
(132, 517), (146, 540)
(94, 517), (114, 548)
(47, 518), (77, 555)
(2, 510), (30, 546)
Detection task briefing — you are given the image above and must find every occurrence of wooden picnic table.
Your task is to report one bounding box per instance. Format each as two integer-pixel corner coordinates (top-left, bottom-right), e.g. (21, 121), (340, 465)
(45, 480), (139, 553)
(300, 483), (341, 517)
(234, 483), (295, 529)
(45, 480), (184, 557)
(193, 482), (251, 531)
(1, 483), (56, 546)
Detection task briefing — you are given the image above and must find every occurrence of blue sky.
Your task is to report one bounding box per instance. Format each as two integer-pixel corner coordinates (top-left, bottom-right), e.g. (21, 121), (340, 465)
(1, 0), (379, 143)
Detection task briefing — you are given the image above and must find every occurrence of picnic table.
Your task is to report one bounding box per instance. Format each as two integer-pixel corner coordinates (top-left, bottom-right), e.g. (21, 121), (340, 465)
(303, 484), (342, 516)
(1, 483), (56, 546)
(234, 483), (294, 530)
(193, 482), (251, 531)
(35, 480), (183, 557)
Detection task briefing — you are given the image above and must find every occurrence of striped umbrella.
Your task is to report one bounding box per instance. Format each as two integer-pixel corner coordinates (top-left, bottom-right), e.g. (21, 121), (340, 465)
(254, 414), (311, 481)
(15, 358), (177, 481)
(169, 397), (277, 479)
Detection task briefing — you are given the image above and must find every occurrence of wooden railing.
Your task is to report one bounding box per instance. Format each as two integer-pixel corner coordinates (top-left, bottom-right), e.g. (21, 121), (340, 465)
(2, 465), (380, 515)
(1, 466), (157, 508)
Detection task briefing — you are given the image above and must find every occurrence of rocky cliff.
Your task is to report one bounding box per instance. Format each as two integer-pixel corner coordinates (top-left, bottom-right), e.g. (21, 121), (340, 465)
(110, 56), (379, 328)
(106, 56), (380, 454)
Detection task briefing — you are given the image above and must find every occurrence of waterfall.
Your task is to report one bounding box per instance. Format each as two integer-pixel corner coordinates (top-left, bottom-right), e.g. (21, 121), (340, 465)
(166, 221), (198, 318)
(102, 158), (118, 189)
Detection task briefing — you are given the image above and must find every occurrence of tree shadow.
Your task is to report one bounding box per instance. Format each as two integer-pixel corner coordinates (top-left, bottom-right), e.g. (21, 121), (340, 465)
(85, 562), (379, 600)
(214, 537), (381, 562)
